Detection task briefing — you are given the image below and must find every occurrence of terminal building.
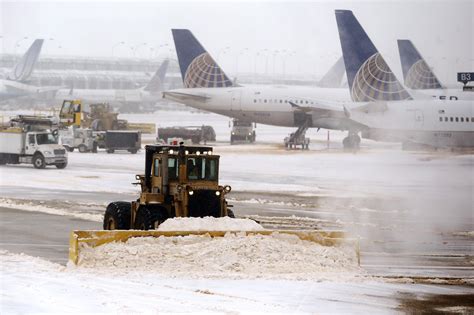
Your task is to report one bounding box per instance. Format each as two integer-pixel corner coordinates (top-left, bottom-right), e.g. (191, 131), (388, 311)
(0, 53), (321, 111)
(0, 54), (182, 90)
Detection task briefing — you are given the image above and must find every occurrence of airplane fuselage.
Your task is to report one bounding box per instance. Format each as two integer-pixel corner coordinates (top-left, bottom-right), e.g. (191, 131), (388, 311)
(164, 85), (474, 148)
(352, 99), (474, 147)
(164, 85), (351, 128)
(408, 88), (474, 101)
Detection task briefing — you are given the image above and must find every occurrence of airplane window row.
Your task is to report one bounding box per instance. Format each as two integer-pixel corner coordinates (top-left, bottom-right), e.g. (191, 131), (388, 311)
(439, 116), (473, 122)
(253, 99), (314, 105)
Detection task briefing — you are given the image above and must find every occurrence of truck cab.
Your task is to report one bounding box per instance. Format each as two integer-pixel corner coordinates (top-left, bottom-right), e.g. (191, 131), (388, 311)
(24, 131), (68, 168)
(59, 99), (82, 128)
(104, 144), (233, 230)
(230, 119), (256, 144)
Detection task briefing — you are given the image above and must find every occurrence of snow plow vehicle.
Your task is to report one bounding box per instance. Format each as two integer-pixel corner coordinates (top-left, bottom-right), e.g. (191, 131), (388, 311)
(103, 144), (233, 230)
(59, 100), (155, 134)
(68, 144), (359, 266)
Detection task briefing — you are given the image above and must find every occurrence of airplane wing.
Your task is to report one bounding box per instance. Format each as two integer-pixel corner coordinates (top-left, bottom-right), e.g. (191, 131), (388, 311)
(162, 90), (210, 102)
(288, 98), (345, 112)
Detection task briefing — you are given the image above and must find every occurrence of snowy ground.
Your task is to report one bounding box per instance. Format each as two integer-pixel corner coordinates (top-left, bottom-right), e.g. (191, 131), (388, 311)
(2, 250), (473, 314)
(1, 110), (473, 313)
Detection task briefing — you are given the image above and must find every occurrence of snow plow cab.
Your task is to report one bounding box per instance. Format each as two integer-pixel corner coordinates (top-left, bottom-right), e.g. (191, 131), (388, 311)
(103, 144), (233, 231)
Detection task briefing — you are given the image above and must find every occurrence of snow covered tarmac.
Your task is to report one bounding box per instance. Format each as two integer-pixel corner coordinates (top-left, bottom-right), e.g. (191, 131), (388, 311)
(1, 110), (473, 313)
(2, 250), (473, 314)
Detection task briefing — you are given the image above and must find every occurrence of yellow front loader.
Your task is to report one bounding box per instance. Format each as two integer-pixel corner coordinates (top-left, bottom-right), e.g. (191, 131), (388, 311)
(68, 144), (359, 266)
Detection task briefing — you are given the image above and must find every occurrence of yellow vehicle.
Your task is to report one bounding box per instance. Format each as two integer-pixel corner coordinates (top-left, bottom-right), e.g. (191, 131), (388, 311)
(59, 100), (155, 133)
(59, 100), (82, 128)
(69, 143), (358, 265)
(103, 144), (233, 230)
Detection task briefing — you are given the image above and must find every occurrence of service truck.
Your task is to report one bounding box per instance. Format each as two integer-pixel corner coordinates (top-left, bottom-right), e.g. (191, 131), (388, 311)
(0, 127), (68, 169)
(230, 119), (256, 144)
(59, 127), (97, 153)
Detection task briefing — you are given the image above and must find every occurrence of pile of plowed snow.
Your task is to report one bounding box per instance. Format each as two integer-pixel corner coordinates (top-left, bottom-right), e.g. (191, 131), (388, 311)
(76, 218), (360, 280)
(157, 217), (264, 231)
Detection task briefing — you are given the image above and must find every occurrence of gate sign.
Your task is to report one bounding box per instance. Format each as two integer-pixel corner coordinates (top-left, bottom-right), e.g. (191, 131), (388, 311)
(457, 72), (474, 84)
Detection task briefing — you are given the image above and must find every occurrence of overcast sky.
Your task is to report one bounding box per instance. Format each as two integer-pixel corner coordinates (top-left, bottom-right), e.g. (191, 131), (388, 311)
(1, 0), (472, 82)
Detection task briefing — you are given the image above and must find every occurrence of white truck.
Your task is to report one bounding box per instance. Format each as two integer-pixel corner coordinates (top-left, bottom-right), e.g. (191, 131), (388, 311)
(0, 128), (68, 169)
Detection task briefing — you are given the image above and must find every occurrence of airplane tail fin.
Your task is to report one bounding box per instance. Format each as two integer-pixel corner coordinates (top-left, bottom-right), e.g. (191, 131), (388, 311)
(335, 10), (412, 101)
(7, 39), (44, 82)
(144, 59), (169, 92)
(171, 29), (234, 88)
(397, 39), (443, 89)
(317, 56), (345, 88)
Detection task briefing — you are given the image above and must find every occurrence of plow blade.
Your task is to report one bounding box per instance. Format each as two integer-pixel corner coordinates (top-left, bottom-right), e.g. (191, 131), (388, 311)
(69, 229), (360, 265)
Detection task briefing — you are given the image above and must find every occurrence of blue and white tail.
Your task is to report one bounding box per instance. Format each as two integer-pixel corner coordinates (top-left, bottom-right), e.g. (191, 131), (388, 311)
(397, 39), (443, 90)
(7, 39), (44, 82)
(144, 59), (169, 92)
(335, 10), (412, 102)
(172, 29), (233, 88)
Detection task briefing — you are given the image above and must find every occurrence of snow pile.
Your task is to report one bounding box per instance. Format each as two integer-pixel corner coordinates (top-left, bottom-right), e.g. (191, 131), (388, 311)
(157, 216), (265, 231)
(76, 233), (361, 280)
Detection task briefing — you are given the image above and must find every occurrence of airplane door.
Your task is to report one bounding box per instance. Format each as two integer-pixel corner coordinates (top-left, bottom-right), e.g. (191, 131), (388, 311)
(414, 110), (424, 128)
(230, 90), (242, 111)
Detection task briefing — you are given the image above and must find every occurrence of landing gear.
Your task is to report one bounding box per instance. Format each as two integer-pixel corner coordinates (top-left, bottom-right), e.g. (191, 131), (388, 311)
(343, 132), (361, 151)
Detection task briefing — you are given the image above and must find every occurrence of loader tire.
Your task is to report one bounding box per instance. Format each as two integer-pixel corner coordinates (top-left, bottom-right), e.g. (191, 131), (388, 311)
(103, 201), (131, 230)
(134, 207), (167, 230)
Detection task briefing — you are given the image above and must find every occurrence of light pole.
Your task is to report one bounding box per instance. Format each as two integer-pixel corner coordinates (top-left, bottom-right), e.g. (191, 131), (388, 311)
(112, 41), (125, 57)
(154, 43), (169, 60)
(272, 50), (280, 77)
(14, 36), (29, 54)
(217, 46), (230, 64)
(282, 50), (296, 78)
(262, 49), (270, 75)
(131, 42), (147, 58)
(254, 51), (260, 77)
(236, 48), (248, 75)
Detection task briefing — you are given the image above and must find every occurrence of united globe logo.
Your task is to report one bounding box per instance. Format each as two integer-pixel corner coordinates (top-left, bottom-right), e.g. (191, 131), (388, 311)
(351, 53), (412, 102)
(184, 53), (233, 88)
(405, 60), (442, 90)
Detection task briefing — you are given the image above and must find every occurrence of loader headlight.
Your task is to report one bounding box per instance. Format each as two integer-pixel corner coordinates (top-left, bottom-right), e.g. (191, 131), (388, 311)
(224, 185), (232, 193)
(232, 132), (235, 135)
(215, 191), (221, 196)
(188, 189), (194, 196)
(248, 133), (252, 136)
